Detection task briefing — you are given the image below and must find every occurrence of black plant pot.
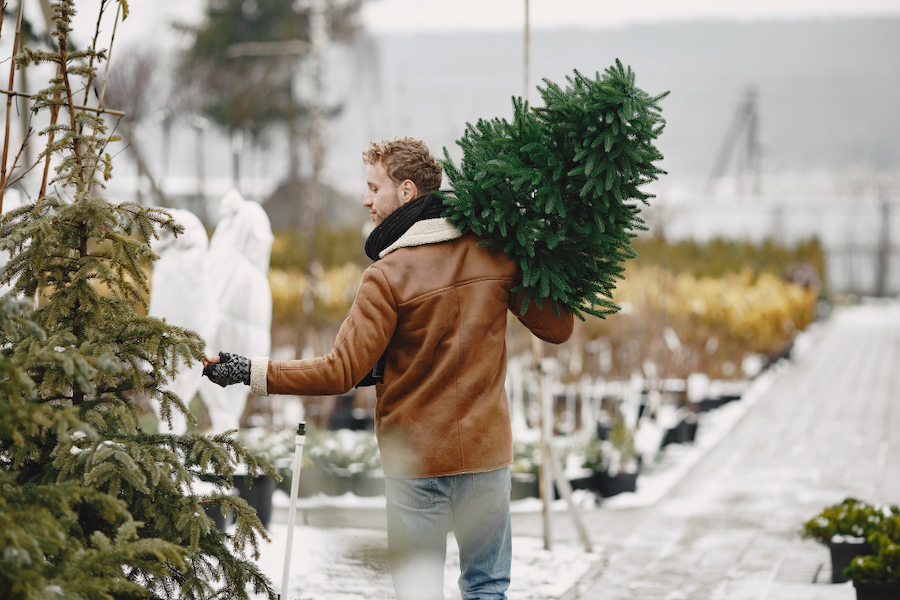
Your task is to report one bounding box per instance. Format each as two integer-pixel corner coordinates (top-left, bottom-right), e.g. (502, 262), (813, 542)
(322, 467), (356, 497)
(296, 464), (325, 498)
(719, 393), (742, 404)
(510, 473), (539, 500)
(587, 467), (609, 494)
(277, 463), (325, 498)
(233, 474), (277, 529)
(697, 397), (728, 412)
(660, 426), (680, 449)
(679, 416), (698, 443)
(204, 503), (228, 530)
(596, 471), (638, 497)
(853, 581), (900, 600)
(352, 472), (386, 497)
(569, 474), (593, 492)
(830, 539), (872, 584)
(596, 422), (611, 441)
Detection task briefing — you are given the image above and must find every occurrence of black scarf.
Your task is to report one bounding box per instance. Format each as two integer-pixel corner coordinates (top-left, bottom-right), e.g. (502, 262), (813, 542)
(356, 193), (445, 388)
(364, 193), (446, 261)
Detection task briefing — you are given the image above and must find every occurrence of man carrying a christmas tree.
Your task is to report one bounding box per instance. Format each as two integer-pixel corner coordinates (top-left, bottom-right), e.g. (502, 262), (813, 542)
(204, 137), (573, 599)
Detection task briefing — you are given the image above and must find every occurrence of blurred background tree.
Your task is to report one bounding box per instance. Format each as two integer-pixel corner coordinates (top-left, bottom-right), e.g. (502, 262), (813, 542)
(177, 0), (369, 231)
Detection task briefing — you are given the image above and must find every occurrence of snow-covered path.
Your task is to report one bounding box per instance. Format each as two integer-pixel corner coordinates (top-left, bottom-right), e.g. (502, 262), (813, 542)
(248, 300), (899, 599)
(567, 299), (900, 599)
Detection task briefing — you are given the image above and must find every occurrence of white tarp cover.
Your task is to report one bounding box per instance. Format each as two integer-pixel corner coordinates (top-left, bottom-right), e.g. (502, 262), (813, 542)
(148, 208), (215, 434)
(0, 190), (25, 298)
(198, 189), (274, 434)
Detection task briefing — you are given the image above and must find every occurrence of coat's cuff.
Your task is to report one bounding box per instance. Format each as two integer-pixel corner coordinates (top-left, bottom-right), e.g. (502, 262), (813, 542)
(250, 356), (270, 396)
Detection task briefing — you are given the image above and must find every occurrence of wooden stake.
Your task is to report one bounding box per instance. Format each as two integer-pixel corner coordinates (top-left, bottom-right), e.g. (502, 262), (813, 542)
(548, 443), (593, 553)
(0, 89), (125, 117)
(0, 0), (24, 212)
(39, 65), (62, 200)
(534, 336), (594, 554)
(533, 336), (553, 550)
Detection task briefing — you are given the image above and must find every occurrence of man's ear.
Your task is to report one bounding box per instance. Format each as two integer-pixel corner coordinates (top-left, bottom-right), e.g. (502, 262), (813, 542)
(399, 179), (418, 203)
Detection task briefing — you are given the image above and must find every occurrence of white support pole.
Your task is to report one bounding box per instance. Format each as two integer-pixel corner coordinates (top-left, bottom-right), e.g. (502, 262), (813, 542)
(281, 422), (307, 600)
(533, 337), (552, 551)
(548, 444), (593, 553)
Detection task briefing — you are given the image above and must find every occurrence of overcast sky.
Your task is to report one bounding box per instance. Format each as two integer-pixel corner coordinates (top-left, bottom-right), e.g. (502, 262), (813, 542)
(56, 0), (900, 54)
(361, 0), (900, 32)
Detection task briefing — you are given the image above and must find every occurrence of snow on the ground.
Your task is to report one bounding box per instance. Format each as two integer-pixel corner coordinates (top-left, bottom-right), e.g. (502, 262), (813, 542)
(246, 322), (828, 599)
(249, 523), (600, 600)
(599, 361), (786, 509)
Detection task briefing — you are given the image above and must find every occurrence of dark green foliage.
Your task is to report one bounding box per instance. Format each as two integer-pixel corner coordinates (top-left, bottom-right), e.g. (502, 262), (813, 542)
(0, 2), (278, 598)
(844, 532), (900, 584)
(441, 60), (667, 320)
(180, 0), (366, 137)
(803, 498), (881, 545)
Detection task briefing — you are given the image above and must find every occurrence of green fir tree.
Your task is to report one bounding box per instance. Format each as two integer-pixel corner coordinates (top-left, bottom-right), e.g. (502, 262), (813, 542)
(441, 60), (668, 320)
(0, 2), (277, 598)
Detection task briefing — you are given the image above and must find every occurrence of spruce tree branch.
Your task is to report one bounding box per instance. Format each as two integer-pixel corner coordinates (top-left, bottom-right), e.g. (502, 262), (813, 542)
(80, 0), (111, 108)
(2, 124), (34, 191)
(39, 64), (63, 199)
(86, 113), (123, 191)
(0, 89), (126, 117)
(57, 28), (85, 189)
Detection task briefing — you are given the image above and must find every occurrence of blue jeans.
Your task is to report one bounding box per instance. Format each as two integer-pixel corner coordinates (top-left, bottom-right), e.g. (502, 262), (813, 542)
(385, 466), (512, 600)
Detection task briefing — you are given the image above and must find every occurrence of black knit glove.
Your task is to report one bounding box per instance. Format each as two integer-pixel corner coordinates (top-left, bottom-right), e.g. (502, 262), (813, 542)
(203, 352), (250, 387)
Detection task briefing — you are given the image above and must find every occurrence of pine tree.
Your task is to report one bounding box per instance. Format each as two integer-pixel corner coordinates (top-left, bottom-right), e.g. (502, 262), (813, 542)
(0, 2), (277, 598)
(441, 61), (668, 320)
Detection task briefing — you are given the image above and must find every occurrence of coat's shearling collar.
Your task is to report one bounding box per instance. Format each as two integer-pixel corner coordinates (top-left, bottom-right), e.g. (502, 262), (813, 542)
(379, 217), (462, 258)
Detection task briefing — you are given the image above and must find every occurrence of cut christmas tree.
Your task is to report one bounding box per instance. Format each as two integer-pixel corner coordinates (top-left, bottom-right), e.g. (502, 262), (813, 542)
(441, 60), (667, 320)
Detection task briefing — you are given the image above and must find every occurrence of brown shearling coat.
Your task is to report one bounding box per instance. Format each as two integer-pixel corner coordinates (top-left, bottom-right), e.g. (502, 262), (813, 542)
(257, 224), (573, 478)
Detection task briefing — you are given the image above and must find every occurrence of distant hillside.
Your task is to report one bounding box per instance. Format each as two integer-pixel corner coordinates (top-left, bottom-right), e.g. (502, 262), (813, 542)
(332, 17), (900, 187)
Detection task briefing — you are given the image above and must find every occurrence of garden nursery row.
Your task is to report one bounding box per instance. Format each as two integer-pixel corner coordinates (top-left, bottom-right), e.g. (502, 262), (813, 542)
(222, 370), (754, 530)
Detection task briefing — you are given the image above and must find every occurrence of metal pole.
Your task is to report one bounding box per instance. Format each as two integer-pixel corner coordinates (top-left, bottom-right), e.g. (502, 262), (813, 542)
(281, 422), (307, 600)
(309, 0), (327, 232)
(523, 0), (530, 104)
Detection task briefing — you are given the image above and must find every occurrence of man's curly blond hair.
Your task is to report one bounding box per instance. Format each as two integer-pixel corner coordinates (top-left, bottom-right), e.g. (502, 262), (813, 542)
(362, 137), (443, 196)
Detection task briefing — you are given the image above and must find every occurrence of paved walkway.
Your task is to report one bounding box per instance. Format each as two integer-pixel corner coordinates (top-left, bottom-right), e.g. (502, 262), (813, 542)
(267, 300), (899, 599)
(560, 299), (900, 599)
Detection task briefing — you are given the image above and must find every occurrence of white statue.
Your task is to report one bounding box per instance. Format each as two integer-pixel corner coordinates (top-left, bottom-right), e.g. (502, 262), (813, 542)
(199, 189), (274, 434)
(148, 208), (215, 434)
(0, 190), (26, 298)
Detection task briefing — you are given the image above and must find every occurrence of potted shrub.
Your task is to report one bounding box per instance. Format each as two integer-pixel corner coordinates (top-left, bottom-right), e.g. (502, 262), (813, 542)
(510, 439), (540, 500)
(803, 498), (898, 584)
(580, 432), (607, 495)
(310, 429), (382, 497)
(596, 420), (640, 498)
(233, 428), (291, 528)
(349, 433), (384, 497)
(845, 531), (900, 599)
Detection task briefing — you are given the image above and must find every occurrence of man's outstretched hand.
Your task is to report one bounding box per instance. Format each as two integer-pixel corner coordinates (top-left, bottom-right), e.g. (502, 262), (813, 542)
(202, 352), (251, 387)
